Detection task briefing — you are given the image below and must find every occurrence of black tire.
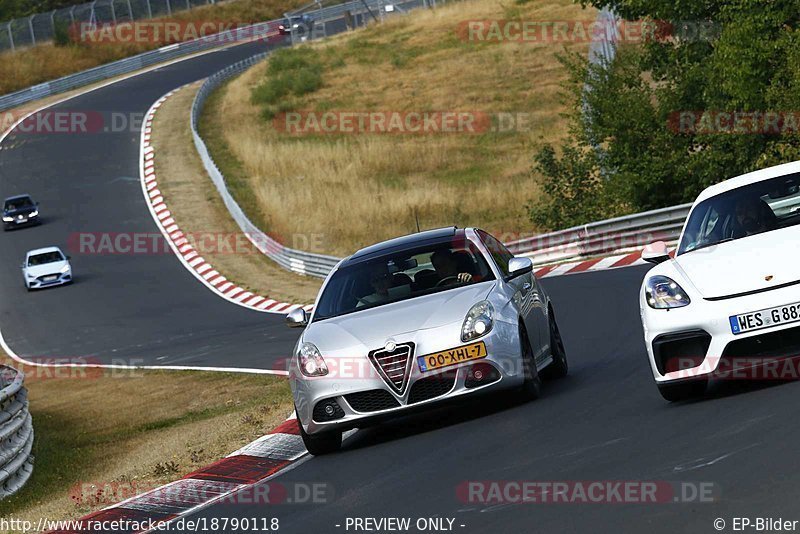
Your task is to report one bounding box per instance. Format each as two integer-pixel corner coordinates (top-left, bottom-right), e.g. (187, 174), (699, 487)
(299, 421), (342, 455)
(542, 312), (568, 380)
(657, 379), (707, 402)
(517, 324), (542, 401)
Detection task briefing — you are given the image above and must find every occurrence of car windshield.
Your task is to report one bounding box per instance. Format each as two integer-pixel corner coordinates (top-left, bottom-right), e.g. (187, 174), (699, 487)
(4, 197), (33, 211)
(313, 237), (495, 321)
(28, 251), (64, 266)
(678, 173), (800, 254)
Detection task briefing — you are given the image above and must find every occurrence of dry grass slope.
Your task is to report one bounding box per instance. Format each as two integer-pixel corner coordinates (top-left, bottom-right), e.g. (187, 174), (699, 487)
(207, 0), (595, 256)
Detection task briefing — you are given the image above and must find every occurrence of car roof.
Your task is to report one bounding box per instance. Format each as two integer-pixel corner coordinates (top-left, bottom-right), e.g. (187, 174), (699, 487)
(4, 194), (32, 202)
(343, 227), (464, 265)
(26, 246), (63, 256)
(694, 161), (800, 204)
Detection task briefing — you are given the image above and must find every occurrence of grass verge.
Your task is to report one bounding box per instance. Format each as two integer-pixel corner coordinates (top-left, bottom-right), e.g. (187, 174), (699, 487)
(202, 0), (596, 256)
(152, 82), (322, 303)
(0, 352), (293, 522)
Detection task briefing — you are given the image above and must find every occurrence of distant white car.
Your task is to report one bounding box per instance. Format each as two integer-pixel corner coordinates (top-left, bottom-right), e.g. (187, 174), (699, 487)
(640, 161), (800, 401)
(22, 246), (72, 291)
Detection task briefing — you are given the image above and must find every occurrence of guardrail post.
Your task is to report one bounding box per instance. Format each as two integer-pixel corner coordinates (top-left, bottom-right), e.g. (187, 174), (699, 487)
(6, 22), (13, 51)
(28, 16), (36, 45)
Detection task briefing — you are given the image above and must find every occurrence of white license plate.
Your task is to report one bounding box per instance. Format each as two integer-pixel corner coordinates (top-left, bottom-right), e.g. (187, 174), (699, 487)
(43, 275), (57, 282)
(15, 219), (26, 224)
(730, 302), (800, 334)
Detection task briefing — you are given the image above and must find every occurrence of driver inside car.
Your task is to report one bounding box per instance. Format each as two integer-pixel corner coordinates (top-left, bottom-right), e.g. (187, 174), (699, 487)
(431, 249), (473, 285)
(733, 196), (775, 237)
(358, 263), (394, 306)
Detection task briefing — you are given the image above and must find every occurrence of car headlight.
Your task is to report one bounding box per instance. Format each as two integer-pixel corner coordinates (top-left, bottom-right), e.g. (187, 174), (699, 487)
(462, 300), (494, 342)
(297, 342), (328, 377)
(29, 211), (38, 217)
(645, 275), (691, 309)
(2, 217), (12, 222)
(26, 272), (35, 279)
(60, 265), (71, 274)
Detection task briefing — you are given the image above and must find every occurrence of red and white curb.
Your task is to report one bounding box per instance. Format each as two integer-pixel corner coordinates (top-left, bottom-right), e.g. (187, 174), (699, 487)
(532, 249), (648, 279)
(140, 88), (314, 315)
(51, 414), (312, 534)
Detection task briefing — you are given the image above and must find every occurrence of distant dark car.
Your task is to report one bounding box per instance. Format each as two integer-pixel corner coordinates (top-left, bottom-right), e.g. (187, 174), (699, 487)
(278, 15), (313, 37)
(3, 195), (40, 231)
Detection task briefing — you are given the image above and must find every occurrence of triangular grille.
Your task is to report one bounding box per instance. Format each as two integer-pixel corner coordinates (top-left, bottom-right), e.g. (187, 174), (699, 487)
(368, 343), (414, 393)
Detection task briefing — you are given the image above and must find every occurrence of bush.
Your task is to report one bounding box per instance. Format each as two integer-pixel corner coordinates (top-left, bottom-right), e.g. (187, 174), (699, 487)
(530, 0), (800, 231)
(53, 19), (73, 47)
(252, 47), (323, 118)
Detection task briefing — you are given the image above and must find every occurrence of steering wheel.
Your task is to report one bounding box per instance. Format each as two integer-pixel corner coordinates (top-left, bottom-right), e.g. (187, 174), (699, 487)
(435, 275), (460, 287)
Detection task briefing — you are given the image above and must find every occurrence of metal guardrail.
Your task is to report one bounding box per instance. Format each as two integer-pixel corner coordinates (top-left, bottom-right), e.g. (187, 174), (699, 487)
(506, 203), (692, 264)
(0, 20), (278, 113)
(0, 0), (215, 52)
(0, 366), (33, 500)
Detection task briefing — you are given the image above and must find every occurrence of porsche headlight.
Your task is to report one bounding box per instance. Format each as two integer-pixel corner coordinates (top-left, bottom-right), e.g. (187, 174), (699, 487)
(645, 275), (690, 309)
(297, 342), (328, 377)
(462, 300), (494, 342)
(29, 210), (38, 217)
(60, 265), (71, 274)
(2, 217), (12, 222)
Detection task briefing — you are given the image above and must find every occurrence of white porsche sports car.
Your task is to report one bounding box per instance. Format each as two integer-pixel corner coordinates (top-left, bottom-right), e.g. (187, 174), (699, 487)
(640, 161), (800, 401)
(22, 246), (73, 290)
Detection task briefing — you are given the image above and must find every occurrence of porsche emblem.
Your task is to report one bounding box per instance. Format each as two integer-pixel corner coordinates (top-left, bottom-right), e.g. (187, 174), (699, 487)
(765, 275), (774, 282)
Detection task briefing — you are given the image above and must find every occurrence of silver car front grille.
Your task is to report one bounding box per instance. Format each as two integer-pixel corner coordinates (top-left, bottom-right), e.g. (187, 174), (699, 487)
(368, 343), (414, 394)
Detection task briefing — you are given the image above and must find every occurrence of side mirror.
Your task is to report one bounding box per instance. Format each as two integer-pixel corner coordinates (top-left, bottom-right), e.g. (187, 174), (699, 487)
(508, 256), (533, 278)
(642, 241), (671, 264)
(286, 308), (308, 328)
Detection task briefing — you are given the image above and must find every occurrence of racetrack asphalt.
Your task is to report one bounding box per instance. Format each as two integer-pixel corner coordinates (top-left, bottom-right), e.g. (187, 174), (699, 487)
(183, 264), (800, 534)
(0, 39), (302, 371)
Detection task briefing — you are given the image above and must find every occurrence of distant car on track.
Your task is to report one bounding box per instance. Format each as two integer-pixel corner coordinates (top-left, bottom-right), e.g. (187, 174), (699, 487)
(640, 161), (800, 401)
(286, 227), (568, 454)
(3, 194), (40, 230)
(22, 246), (72, 291)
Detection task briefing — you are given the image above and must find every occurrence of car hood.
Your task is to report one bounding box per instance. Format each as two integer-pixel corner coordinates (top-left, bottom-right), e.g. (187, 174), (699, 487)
(674, 227), (800, 299)
(305, 281), (495, 352)
(4, 207), (35, 216)
(25, 261), (68, 277)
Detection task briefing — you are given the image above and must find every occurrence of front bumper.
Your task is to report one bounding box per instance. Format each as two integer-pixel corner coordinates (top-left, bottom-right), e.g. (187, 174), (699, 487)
(642, 282), (800, 384)
(27, 272), (71, 289)
(291, 320), (526, 435)
(3, 215), (39, 230)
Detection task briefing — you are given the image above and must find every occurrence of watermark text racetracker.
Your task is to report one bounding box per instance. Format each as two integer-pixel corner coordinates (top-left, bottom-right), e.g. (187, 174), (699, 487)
(1, 110), (146, 135)
(458, 19), (720, 44)
(273, 111), (539, 135)
(459, 480), (719, 504)
(69, 231), (328, 255)
(71, 480), (331, 507)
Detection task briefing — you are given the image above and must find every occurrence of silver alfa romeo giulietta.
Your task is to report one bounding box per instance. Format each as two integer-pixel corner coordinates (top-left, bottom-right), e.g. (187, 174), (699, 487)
(286, 227), (568, 454)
